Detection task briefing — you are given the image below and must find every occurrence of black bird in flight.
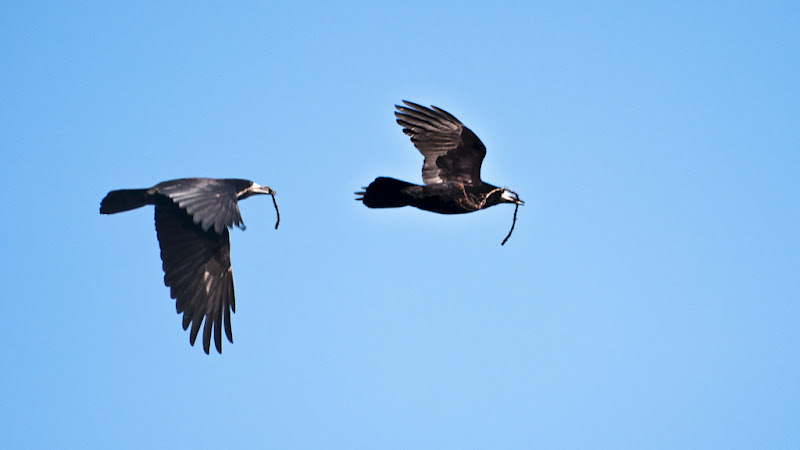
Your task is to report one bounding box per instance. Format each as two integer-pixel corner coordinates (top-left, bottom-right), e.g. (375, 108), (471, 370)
(357, 101), (523, 242)
(100, 178), (280, 354)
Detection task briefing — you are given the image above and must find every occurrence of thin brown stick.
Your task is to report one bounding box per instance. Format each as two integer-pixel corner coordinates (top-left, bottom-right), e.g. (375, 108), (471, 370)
(270, 193), (280, 229)
(501, 202), (519, 246)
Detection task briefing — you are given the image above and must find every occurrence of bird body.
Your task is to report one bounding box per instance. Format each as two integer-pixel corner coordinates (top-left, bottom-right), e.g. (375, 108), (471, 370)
(362, 177), (516, 214)
(100, 177), (278, 354)
(357, 101), (523, 241)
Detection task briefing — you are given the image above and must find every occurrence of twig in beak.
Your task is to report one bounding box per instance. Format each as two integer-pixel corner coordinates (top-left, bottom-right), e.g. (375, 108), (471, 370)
(270, 193), (280, 229)
(501, 202), (519, 246)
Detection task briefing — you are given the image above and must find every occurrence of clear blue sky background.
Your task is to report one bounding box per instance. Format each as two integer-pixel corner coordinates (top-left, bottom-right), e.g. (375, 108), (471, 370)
(2, 1), (799, 448)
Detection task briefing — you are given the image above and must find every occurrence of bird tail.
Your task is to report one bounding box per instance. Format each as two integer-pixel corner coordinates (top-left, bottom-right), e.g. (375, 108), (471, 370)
(100, 189), (151, 214)
(355, 177), (415, 208)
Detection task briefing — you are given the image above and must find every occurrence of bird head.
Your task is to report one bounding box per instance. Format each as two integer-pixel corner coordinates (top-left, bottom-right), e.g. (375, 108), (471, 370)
(237, 182), (280, 229)
(499, 188), (524, 205)
(246, 183), (276, 197)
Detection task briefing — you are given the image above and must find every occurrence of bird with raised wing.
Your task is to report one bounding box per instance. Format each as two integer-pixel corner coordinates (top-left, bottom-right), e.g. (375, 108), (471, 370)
(100, 178), (279, 354)
(357, 101), (523, 244)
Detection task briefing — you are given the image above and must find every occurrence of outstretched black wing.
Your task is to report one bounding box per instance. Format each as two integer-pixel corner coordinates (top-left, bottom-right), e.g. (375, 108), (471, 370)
(155, 178), (245, 234)
(395, 101), (487, 186)
(155, 202), (235, 354)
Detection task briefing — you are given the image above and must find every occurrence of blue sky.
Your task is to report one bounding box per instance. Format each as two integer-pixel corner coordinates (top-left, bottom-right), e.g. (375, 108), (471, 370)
(2, 1), (799, 448)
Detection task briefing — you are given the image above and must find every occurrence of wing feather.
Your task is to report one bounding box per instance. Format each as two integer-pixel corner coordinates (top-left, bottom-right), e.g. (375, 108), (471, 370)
(223, 279), (234, 343)
(155, 202), (235, 354)
(395, 101), (487, 185)
(155, 179), (244, 234)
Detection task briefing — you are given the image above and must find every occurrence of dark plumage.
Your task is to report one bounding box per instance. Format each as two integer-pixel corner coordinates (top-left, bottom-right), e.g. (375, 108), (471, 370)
(100, 178), (279, 354)
(357, 101), (523, 238)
